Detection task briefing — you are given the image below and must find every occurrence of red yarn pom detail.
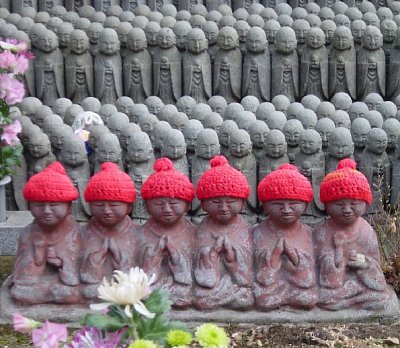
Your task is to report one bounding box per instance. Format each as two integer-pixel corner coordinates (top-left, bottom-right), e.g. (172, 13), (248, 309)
(210, 155), (228, 168)
(100, 162), (119, 171)
(278, 163), (299, 172)
(47, 162), (66, 175)
(154, 157), (174, 172)
(337, 158), (357, 170)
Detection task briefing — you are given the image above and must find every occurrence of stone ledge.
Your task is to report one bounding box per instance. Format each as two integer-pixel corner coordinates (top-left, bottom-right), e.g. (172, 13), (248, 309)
(1, 277), (398, 325)
(0, 211), (33, 256)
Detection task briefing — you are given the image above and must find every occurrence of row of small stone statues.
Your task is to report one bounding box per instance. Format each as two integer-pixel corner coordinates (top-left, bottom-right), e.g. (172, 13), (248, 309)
(10, 90), (399, 226)
(9, 156), (397, 313)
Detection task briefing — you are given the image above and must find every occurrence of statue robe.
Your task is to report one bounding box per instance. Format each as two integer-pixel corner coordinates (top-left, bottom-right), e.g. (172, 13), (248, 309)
(271, 51), (299, 102)
(242, 49), (270, 102)
(183, 51), (212, 104)
(387, 48), (400, 101)
(329, 46), (356, 99)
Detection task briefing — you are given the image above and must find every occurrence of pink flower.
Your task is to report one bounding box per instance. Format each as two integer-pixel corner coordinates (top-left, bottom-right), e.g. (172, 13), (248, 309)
(0, 50), (17, 70)
(13, 313), (41, 334)
(1, 120), (21, 144)
(0, 74), (25, 104)
(31, 321), (68, 348)
(0, 40), (27, 53)
(13, 55), (29, 74)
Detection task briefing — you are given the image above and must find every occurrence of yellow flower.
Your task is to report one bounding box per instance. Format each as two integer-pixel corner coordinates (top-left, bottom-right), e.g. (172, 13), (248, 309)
(166, 329), (193, 347)
(129, 339), (159, 348)
(195, 323), (230, 348)
(90, 267), (156, 319)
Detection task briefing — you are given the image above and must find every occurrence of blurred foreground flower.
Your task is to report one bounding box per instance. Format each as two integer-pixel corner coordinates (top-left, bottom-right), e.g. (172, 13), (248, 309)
(0, 74), (25, 105)
(67, 326), (126, 348)
(90, 267), (156, 318)
(195, 323), (230, 348)
(13, 313), (41, 334)
(31, 320), (68, 348)
(128, 339), (159, 348)
(1, 119), (21, 144)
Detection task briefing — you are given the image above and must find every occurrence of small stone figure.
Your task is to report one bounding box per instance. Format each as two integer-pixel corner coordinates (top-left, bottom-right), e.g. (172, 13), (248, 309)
(248, 120), (269, 165)
(94, 132), (124, 173)
(94, 28), (123, 105)
(182, 119), (204, 174)
(293, 19), (310, 57)
(11, 162), (81, 305)
(351, 117), (371, 165)
(382, 118), (400, 163)
(254, 164), (317, 310)
(81, 162), (137, 299)
(27, 131), (56, 178)
(228, 129), (257, 224)
(191, 129), (221, 222)
(271, 27), (299, 102)
(127, 131), (155, 224)
(351, 19), (366, 52)
(213, 26), (242, 104)
(300, 27), (328, 100)
(160, 129), (189, 177)
(219, 120), (239, 157)
(135, 158), (195, 308)
(87, 22), (104, 57)
(326, 127), (354, 174)
(329, 26), (356, 99)
(381, 19), (397, 65)
(242, 26), (270, 102)
(365, 93), (384, 111)
(145, 21), (161, 58)
(259, 129), (289, 182)
(61, 136), (91, 223)
(153, 28), (182, 104)
(183, 28), (212, 104)
(357, 26), (386, 100)
(124, 28), (152, 103)
(283, 119), (303, 163)
(48, 124), (74, 161)
(194, 156), (254, 309)
(358, 128), (391, 215)
(203, 21), (219, 67)
(387, 27), (400, 101)
(315, 159), (394, 310)
(34, 30), (64, 107)
(65, 29), (94, 105)
(315, 117), (335, 153)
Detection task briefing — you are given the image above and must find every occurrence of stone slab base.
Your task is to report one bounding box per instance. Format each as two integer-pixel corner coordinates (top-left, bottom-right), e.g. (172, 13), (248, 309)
(1, 278), (399, 325)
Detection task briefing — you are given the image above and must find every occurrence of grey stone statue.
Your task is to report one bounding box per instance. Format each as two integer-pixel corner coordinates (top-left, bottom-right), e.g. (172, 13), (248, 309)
(153, 27), (182, 104)
(123, 28), (153, 103)
(94, 0), (120, 13)
(208, 95), (228, 115)
(249, 120), (270, 165)
(219, 120), (239, 157)
(145, 21), (161, 58)
(173, 20), (192, 54)
(387, 27), (400, 101)
(160, 129), (189, 177)
(94, 28), (123, 104)
(87, 22), (104, 57)
(27, 131), (56, 178)
(115, 97), (135, 115)
(94, 132), (124, 173)
(234, 20), (250, 56)
(34, 29), (64, 107)
(65, 30), (94, 105)
(325, 127), (354, 174)
(127, 131), (155, 224)
(315, 117), (335, 153)
(48, 124), (74, 161)
(61, 136), (91, 222)
(213, 26), (242, 104)
(357, 25), (386, 100)
(382, 118), (400, 163)
(293, 19), (310, 57)
(351, 116), (371, 165)
(182, 119), (204, 175)
(271, 27), (299, 102)
(202, 21), (219, 68)
(183, 28), (212, 103)
(300, 27), (328, 100)
(329, 26), (356, 99)
(283, 118), (303, 163)
(145, 96), (164, 116)
(242, 26), (270, 102)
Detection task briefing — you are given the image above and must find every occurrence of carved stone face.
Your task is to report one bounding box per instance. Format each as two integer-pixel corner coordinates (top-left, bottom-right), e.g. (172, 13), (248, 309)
(187, 30), (207, 54)
(145, 197), (189, 225)
(62, 141), (86, 166)
(71, 32), (88, 54)
(351, 21), (365, 44)
(262, 200), (307, 226)
(39, 32), (57, 53)
(145, 26), (159, 46)
(265, 131), (287, 158)
(29, 136), (50, 158)
(325, 199), (366, 226)
(128, 142), (152, 162)
(294, 23), (309, 44)
(201, 196), (244, 224)
(97, 139), (121, 163)
(276, 29), (296, 54)
(382, 20), (396, 43)
(30, 202), (71, 228)
(217, 27), (238, 51)
(203, 26), (218, 45)
(283, 125), (302, 147)
(161, 132), (186, 159)
(87, 27), (102, 44)
(365, 131), (387, 155)
(246, 28), (266, 53)
(99, 29), (119, 55)
(229, 130), (252, 158)
(196, 134), (219, 159)
(333, 28), (353, 50)
(363, 27), (383, 50)
(299, 131), (321, 155)
(328, 132), (353, 159)
(90, 201), (130, 227)
(127, 33), (146, 51)
(306, 28), (325, 49)
(157, 29), (175, 49)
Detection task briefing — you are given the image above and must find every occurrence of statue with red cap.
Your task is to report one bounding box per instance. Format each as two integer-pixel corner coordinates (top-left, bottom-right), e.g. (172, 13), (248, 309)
(315, 159), (396, 310)
(134, 158), (196, 309)
(80, 162), (138, 300)
(11, 162), (82, 305)
(254, 163), (317, 311)
(193, 156), (254, 310)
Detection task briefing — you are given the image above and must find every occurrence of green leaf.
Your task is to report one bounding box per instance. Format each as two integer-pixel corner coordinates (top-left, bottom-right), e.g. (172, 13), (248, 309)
(144, 288), (172, 315)
(81, 313), (127, 332)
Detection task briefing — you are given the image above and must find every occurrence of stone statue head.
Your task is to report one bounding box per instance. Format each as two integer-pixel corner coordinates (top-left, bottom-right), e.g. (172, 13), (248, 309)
(234, 20), (250, 43)
(127, 28), (147, 52)
(145, 96), (164, 115)
(286, 102), (304, 120)
(173, 20), (191, 50)
(161, 129), (186, 159)
(260, 7), (278, 22)
(327, 127), (354, 159)
(276, 27), (297, 54)
(145, 21), (161, 46)
(127, 131), (153, 163)
(219, 120), (238, 147)
(246, 26), (266, 53)
(157, 27), (176, 49)
(381, 19), (397, 43)
(70, 29), (89, 55)
(297, 109), (318, 130)
(176, 96), (196, 116)
(107, 113), (130, 139)
(115, 97), (134, 115)
(88, 124), (109, 150)
(182, 119), (203, 152)
(229, 129), (252, 158)
(129, 104), (149, 124)
(248, 120), (269, 149)
(96, 132), (122, 163)
(362, 25), (383, 49)
(202, 21), (219, 45)
(331, 110), (351, 129)
(305, 27), (326, 49)
(191, 103), (212, 122)
(217, 26), (239, 50)
(349, 102), (369, 122)
(99, 28), (120, 55)
(120, 123), (140, 150)
(224, 102), (244, 122)
(186, 28), (207, 54)
(333, 25), (353, 50)
(283, 119), (303, 147)
(315, 117), (335, 148)
(383, 118), (400, 150)
(363, 12), (380, 28)
(87, 22), (104, 44)
(195, 129), (220, 159)
(264, 129), (287, 158)
(351, 19), (366, 44)
(28, 131), (51, 158)
(365, 128), (387, 155)
(293, 19), (310, 44)
(49, 124), (73, 151)
(264, 19), (281, 44)
(331, 92), (352, 112)
(61, 135), (87, 166)
(208, 96), (227, 115)
(299, 129), (322, 155)
(365, 93), (383, 111)
(379, 101), (397, 120)
(316, 102), (335, 119)
(38, 29), (58, 53)
(351, 117), (371, 149)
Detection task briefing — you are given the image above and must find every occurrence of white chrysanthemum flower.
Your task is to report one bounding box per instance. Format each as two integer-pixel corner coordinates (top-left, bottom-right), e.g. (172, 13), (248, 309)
(90, 267), (156, 319)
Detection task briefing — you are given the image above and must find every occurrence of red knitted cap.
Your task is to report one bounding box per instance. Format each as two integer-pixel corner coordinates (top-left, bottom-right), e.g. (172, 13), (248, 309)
(23, 162), (79, 202)
(84, 162), (136, 203)
(320, 159), (372, 204)
(196, 155), (251, 200)
(141, 158), (195, 202)
(258, 164), (313, 202)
